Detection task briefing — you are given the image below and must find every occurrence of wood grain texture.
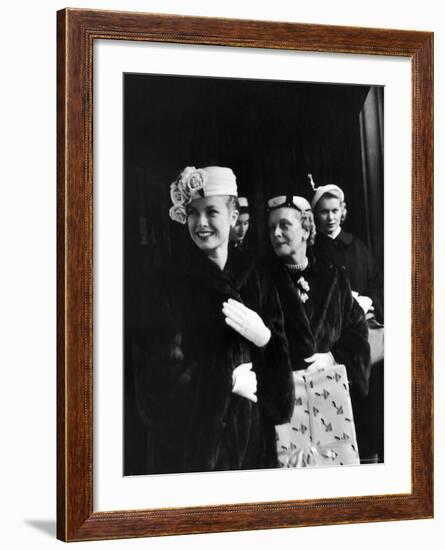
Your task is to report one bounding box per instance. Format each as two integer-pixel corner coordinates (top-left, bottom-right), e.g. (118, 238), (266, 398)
(57, 8), (434, 542)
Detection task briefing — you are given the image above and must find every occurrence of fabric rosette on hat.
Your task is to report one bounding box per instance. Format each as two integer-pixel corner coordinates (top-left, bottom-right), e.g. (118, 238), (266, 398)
(169, 166), (238, 223)
(169, 183), (188, 206)
(168, 166), (206, 224)
(168, 204), (188, 224)
(176, 166), (207, 195)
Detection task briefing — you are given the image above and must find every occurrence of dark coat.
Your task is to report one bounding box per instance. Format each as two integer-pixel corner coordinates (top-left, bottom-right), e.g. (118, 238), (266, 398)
(134, 245), (294, 474)
(229, 234), (256, 260)
(268, 254), (371, 398)
(314, 230), (384, 322)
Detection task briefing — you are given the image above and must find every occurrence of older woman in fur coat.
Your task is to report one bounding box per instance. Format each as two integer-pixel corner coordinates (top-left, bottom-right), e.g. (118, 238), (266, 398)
(134, 167), (294, 475)
(266, 195), (371, 465)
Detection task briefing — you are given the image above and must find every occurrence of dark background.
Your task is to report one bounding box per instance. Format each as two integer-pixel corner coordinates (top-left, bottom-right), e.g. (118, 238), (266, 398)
(123, 73), (384, 475)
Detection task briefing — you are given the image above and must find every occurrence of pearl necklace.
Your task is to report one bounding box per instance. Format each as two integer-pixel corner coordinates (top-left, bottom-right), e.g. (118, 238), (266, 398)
(285, 257), (309, 272)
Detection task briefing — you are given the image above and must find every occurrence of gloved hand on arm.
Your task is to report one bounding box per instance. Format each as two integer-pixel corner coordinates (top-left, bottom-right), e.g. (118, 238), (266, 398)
(222, 298), (271, 348)
(351, 290), (374, 315)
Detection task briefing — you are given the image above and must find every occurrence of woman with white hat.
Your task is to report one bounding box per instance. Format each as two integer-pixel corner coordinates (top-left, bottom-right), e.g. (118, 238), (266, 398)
(310, 177), (384, 462)
(265, 194), (370, 467)
(134, 166), (294, 474)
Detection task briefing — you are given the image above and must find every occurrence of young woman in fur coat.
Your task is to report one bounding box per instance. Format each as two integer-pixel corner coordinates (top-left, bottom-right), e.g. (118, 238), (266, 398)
(134, 167), (294, 475)
(266, 194), (371, 466)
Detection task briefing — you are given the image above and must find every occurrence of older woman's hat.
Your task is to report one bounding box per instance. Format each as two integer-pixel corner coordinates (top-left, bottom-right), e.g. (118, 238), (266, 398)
(266, 195), (311, 213)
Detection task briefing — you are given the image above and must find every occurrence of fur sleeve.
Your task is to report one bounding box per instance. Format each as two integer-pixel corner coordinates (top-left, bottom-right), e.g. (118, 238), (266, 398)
(133, 277), (233, 438)
(252, 276), (294, 424)
(330, 276), (371, 397)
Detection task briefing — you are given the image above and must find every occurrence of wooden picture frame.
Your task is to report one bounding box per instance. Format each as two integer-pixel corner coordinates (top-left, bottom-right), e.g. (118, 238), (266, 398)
(57, 8), (433, 542)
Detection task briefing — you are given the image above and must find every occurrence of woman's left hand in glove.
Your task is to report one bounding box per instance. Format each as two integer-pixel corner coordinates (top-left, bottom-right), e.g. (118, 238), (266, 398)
(304, 352), (336, 371)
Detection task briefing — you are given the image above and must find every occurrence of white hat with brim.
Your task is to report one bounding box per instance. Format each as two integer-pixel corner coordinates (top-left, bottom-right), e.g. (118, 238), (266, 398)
(311, 184), (344, 209)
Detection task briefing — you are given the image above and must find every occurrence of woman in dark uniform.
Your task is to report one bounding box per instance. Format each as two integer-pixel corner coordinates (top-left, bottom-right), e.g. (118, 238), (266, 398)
(311, 180), (383, 323)
(311, 180), (384, 462)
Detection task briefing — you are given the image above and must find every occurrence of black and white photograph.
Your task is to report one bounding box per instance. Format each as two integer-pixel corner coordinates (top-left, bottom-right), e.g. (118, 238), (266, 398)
(2, 0), (440, 547)
(123, 73), (384, 476)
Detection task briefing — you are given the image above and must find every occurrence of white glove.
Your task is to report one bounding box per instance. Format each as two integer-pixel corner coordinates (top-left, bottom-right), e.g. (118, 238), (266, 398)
(232, 363), (258, 403)
(304, 352), (336, 371)
(222, 298), (271, 348)
(351, 291), (374, 315)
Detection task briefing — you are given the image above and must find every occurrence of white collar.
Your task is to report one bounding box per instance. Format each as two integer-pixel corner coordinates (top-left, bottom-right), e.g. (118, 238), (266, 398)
(325, 227), (342, 240)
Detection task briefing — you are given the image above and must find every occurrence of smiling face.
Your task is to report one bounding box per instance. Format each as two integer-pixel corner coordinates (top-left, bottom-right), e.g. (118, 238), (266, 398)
(268, 207), (309, 262)
(315, 195), (344, 236)
(229, 212), (250, 242)
(186, 195), (238, 255)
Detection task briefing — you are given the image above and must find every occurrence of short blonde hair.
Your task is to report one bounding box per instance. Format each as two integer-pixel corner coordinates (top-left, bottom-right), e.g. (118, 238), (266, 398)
(227, 195), (239, 211)
(295, 209), (317, 246)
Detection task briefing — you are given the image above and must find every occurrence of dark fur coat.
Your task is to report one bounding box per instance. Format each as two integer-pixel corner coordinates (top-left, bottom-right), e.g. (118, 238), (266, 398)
(134, 245), (294, 474)
(268, 253), (371, 398)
